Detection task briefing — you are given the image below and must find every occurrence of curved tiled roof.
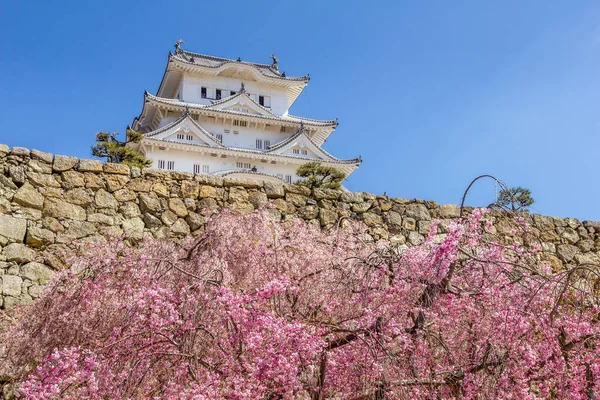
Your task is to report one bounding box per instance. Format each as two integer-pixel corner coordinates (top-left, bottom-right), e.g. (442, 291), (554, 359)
(212, 169), (287, 182)
(142, 111), (226, 148)
(144, 93), (338, 127)
(207, 91), (280, 118)
(171, 50), (309, 83)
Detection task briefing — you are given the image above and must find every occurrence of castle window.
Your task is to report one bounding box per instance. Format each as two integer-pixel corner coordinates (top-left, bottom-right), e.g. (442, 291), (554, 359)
(216, 89), (222, 100)
(301, 149), (308, 155)
(224, 129), (230, 134)
(215, 133), (223, 143)
(195, 164), (209, 174)
(233, 130), (239, 135)
(186, 135), (193, 141)
(176, 133), (184, 140)
(236, 162), (251, 169)
(242, 108), (249, 113)
(167, 161), (175, 170)
(193, 164), (201, 174)
(256, 139), (263, 149)
(285, 175), (292, 184)
(264, 140), (270, 149)
(293, 148), (300, 155)
(259, 96), (265, 106)
(201, 87), (207, 98)
(233, 120), (247, 127)
(192, 114), (199, 121)
(158, 160), (165, 169)
(230, 91), (236, 96)
(280, 126), (287, 133)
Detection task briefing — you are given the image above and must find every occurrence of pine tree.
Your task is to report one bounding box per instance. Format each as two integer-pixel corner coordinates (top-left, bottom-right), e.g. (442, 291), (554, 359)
(295, 161), (346, 190)
(91, 128), (152, 168)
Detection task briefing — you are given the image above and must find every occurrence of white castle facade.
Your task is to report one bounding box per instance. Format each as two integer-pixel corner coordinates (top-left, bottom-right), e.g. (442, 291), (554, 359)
(131, 40), (360, 184)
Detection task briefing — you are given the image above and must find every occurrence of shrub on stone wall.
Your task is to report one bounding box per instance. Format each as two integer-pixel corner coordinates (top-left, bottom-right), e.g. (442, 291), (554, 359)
(2, 208), (599, 399)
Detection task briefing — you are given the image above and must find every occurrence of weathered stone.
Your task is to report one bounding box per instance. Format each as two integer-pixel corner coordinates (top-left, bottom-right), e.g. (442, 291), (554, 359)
(404, 204), (431, 221)
(418, 220), (431, 235)
(13, 182), (44, 209)
(142, 213), (162, 229)
(61, 170), (85, 188)
(285, 184), (311, 196)
(199, 185), (219, 199)
(119, 202), (140, 218)
(0, 174), (18, 190)
(171, 219), (190, 235)
(0, 214), (27, 242)
(142, 168), (168, 178)
(408, 231), (425, 245)
(42, 217), (64, 233)
(88, 213), (115, 225)
(248, 191), (268, 209)
(229, 187), (249, 203)
(64, 188), (94, 206)
(574, 253), (600, 265)
(2, 274), (23, 296)
(184, 198), (196, 210)
(121, 217), (145, 239)
(0, 197), (11, 214)
(152, 182), (169, 197)
(3, 243), (36, 262)
(362, 212), (383, 227)
(11, 146), (30, 157)
(170, 171), (194, 181)
(139, 193), (162, 213)
(0, 143), (10, 156)
(21, 262), (54, 284)
(84, 172), (106, 189)
(312, 188), (340, 200)
(438, 204), (460, 219)
(224, 177), (262, 189)
(197, 198), (219, 214)
(264, 182), (285, 198)
(340, 191), (363, 203)
(43, 198), (86, 220)
(130, 166), (141, 178)
(351, 201), (372, 213)
(181, 180), (200, 199)
(383, 211), (402, 228)
(106, 174), (129, 192)
(195, 174), (224, 187)
(319, 208), (338, 226)
(561, 228), (580, 244)
(26, 227), (55, 247)
(77, 159), (103, 172)
(161, 210), (178, 226)
(286, 192), (307, 207)
(231, 201), (255, 214)
(577, 239), (595, 253)
(556, 244), (579, 263)
(272, 199), (295, 215)
(63, 221), (97, 239)
(28, 159), (53, 173)
(53, 155), (78, 172)
(186, 212), (205, 231)
(95, 189), (119, 209)
(103, 163), (130, 175)
(298, 205), (319, 220)
(31, 149), (53, 163)
(403, 217), (416, 231)
(29, 283), (44, 298)
(113, 188), (137, 202)
(126, 178), (152, 192)
(379, 199), (393, 211)
(9, 165), (26, 185)
(168, 198), (188, 217)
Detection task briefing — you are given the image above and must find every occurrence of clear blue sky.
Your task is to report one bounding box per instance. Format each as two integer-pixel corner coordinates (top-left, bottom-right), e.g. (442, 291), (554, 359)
(1, 1), (599, 221)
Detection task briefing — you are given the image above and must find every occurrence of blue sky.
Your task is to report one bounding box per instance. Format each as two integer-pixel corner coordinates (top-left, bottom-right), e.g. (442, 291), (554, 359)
(1, 1), (599, 221)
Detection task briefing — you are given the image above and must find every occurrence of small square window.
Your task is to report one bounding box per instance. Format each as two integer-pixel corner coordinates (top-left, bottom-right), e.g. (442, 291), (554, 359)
(167, 161), (175, 170)
(201, 87), (207, 98)
(216, 89), (222, 100)
(259, 96), (265, 106)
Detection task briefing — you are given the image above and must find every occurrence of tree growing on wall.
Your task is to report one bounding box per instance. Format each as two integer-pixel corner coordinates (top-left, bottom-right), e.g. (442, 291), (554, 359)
(91, 128), (152, 168)
(496, 186), (535, 210)
(295, 161), (346, 189)
(3, 208), (599, 399)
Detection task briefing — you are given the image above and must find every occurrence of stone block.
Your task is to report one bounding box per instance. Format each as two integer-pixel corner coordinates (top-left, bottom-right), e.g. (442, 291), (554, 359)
(95, 189), (119, 209)
(64, 188), (94, 206)
(31, 149), (53, 163)
(106, 174), (130, 192)
(2, 275), (23, 296)
(119, 202), (140, 219)
(556, 244), (579, 263)
(186, 212), (205, 231)
(13, 182), (44, 209)
(264, 182), (285, 198)
(9, 165), (26, 185)
(285, 184), (311, 196)
(229, 187), (249, 203)
(285, 192), (307, 207)
(78, 159), (103, 172)
(43, 198), (87, 220)
(224, 177), (263, 189)
(103, 163), (130, 175)
(181, 180), (199, 199)
(53, 155), (78, 172)
(312, 187), (340, 201)
(21, 262), (54, 284)
(139, 193), (162, 213)
(27, 171), (60, 188)
(319, 208), (338, 226)
(161, 210), (178, 226)
(404, 204), (431, 221)
(248, 191), (268, 209)
(84, 172), (106, 189)
(0, 143), (9, 156)
(61, 170), (85, 187)
(3, 243), (36, 262)
(28, 159), (53, 173)
(339, 191), (363, 203)
(438, 204), (460, 219)
(171, 219), (190, 235)
(168, 198), (188, 217)
(11, 146), (30, 157)
(0, 214), (27, 242)
(26, 227), (55, 247)
(113, 188), (137, 202)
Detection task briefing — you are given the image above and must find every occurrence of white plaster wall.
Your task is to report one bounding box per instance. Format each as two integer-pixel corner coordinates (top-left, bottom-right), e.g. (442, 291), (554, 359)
(144, 149), (303, 182)
(181, 75), (288, 115)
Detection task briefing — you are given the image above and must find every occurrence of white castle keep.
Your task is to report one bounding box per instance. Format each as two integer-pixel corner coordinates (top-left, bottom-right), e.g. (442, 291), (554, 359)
(131, 39), (361, 184)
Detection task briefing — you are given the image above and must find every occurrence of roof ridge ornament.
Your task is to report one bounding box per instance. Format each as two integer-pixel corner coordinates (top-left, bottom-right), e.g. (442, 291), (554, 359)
(240, 81), (246, 93)
(174, 38), (184, 55)
(270, 54), (279, 70)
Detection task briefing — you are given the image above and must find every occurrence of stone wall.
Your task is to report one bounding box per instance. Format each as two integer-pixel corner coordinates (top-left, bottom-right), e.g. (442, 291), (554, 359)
(0, 143), (599, 308)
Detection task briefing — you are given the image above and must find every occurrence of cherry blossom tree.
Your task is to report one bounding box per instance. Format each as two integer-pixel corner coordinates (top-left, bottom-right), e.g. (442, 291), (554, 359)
(2, 207), (599, 399)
